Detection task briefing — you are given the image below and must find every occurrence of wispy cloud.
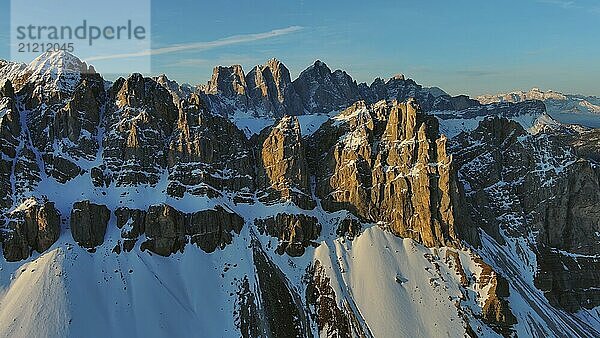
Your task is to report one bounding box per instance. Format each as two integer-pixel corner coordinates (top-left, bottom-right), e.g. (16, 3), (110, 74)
(87, 26), (303, 62)
(168, 54), (263, 68)
(537, 0), (577, 9)
(537, 0), (600, 15)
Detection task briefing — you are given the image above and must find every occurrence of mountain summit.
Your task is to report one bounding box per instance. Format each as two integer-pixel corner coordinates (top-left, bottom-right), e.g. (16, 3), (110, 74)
(0, 53), (599, 337)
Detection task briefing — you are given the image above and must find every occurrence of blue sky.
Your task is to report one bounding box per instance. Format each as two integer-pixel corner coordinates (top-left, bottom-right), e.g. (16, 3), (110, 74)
(1, 0), (599, 96)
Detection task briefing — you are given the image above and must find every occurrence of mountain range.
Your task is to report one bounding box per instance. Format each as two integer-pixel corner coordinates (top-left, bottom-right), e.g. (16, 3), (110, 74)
(478, 88), (600, 128)
(0, 51), (599, 337)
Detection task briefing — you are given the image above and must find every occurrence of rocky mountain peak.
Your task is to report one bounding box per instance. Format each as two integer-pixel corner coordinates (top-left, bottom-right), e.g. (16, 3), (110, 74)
(207, 64), (247, 96)
(257, 115), (314, 209)
(311, 60), (330, 71)
(29, 50), (93, 73)
(2, 52), (600, 337)
(24, 51), (94, 94)
(392, 73), (406, 81)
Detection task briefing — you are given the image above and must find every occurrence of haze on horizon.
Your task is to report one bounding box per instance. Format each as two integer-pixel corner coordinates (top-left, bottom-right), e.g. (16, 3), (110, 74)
(0, 0), (598, 97)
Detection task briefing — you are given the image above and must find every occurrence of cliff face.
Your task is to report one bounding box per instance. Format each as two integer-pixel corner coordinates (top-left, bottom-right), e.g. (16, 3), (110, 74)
(202, 59), (304, 117)
(256, 116), (314, 209)
(246, 59), (304, 117)
(309, 99), (479, 247)
(1, 198), (61, 262)
(452, 116), (600, 312)
(2, 52), (600, 337)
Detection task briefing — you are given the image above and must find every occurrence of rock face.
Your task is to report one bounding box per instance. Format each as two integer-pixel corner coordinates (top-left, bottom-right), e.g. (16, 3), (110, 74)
(206, 65), (248, 109)
(103, 73), (179, 187)
(293, 60), (362, 114)
(70, 201), (110, 249)
(141, 204), (245, 256)
(256, 116), (314, 209)
(202, 59), (304, 117)
(255, 213), (321, 256)
(166, 93), (255, 201)
(246, 59), (304, 117)
(0, 80), (20, 210)
(476, 258), (517, 336)
(305, 260), (367, 337)
(1, 198), (61, 261)
(309, 99), (479, 248)
(142, 204), (187, 256)
(187, 206), (245, 253)
(154, 74), (193, 107)
(335, 217), (362, 240)
(534, 246), (600, 312)
(452, 116), (600, 312)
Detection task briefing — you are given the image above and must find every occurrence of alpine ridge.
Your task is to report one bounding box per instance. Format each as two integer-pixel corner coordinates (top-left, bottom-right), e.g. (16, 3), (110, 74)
(0, 51), (599, 337)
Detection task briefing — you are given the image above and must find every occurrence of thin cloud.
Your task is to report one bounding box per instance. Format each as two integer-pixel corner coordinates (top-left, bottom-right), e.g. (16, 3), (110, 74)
(537, 0), (577, 9)
(86, 26), (303, 62)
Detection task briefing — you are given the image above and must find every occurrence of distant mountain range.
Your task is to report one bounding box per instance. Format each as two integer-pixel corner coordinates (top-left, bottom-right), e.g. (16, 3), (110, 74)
(478, 88), (600, 128)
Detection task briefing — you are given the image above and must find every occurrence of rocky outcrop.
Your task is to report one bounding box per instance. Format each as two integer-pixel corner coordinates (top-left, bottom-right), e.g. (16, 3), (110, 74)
(49, 74), (105, 160)
(103, 73), (179, 186)
(476, 259), (517, 337)
(13, 145), (42, 199)
(42, 153), (84, 184)
(0, 80), (20, 210)
(166, 93), (254, 201)
(206, 65), (248, 107)
(309, 99), (479, 248)
(201, 64), (249, 114)
(336, 217), (361, 240)
(70, 201), (110, 249)
(256, 116), (315, 209)
(0, 159), (12, 210)
(305, 260), (369, 337)
(141, 204), (245, 256)
(142, 204), (186, 256)
(154, 74), (192, 107)
(187, 206), (245, 253)
(255, 213), (321, 256)
(246, 59), (303, 117)
(202, 59), (304, 118)
(1, 198), (61, 261)
(0, 80), (19, 158)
